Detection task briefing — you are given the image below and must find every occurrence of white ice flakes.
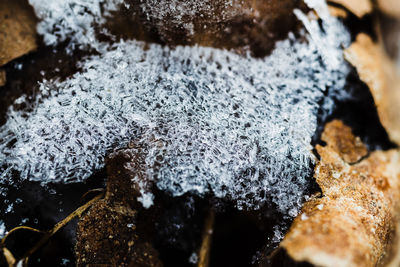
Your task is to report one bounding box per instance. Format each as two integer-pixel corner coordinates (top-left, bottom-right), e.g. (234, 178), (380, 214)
(0, 0), (350, 213)
(0, 221), (6, 239)
(28, 0), (123, 50)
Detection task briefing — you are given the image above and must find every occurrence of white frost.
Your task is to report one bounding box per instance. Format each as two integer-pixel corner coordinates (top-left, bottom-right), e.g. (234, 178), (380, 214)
(189, 252), (199, 264)
(0, 0), (351, 213)
(28, 0), (123, 50)
(137, 192), (154, 209)
(0, 221), (6, 239)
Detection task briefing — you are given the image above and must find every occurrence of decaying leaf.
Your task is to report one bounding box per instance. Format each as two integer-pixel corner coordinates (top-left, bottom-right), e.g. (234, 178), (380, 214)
(328, 5), (348, 18)
(329, 0), (372, 18)
(0, 0), (37, 66)
(281, 120), (400, 267)
(378, 0), (400, 19)
(75, 145), (161, 267)
(344, 33), (400, 145)
(386, 222), (400, 267)
(320, 120), (368, 164)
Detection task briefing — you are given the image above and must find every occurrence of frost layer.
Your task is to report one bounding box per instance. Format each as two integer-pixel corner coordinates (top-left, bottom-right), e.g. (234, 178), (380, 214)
(28, 0), (123, 49)
(0, 221), (5, 239)
(1, 1), (351, 213)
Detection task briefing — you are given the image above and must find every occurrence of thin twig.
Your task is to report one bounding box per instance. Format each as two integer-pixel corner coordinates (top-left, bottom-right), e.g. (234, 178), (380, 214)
(21, 192), (103, 263)
(1, 226), (44, 247)
(197, 209), (215, 267)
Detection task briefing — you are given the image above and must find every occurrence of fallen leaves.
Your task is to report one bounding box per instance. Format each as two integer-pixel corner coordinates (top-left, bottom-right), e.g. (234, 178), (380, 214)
(329, 0), (372, 18)
(0, 0), (38, 87)
(281, 120), (400, 267)
(75, 146), (162, 267)
(0, 0), (37, 67)
(378, 0), (400, 19)
(344, 34), (400, 146)
(320, 120), (368, 164)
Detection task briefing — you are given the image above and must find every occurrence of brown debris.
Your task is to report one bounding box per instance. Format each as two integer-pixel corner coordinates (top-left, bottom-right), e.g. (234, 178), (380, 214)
(75, 144), (162, 267)
(378, 0), (400, 19)
(0, 0), (37, 66)
(328, 5), (348, 18)
(0, 69), (5, 87)
(329, 0), (372, 18)
(344, 33), (400, 145)
(321, 120), (368, 164)
(281, 120), (400, 267)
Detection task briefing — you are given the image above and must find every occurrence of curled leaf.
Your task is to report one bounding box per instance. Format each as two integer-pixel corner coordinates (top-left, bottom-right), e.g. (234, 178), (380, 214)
(345, 34), (400, 145)
(329, 0), (372, 18)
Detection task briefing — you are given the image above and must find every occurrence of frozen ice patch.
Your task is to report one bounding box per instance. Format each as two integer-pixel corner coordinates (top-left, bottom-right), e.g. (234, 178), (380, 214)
(1, 0), (351, 214)
(0, 221), (6, 239)
(28, 0), (123, 49)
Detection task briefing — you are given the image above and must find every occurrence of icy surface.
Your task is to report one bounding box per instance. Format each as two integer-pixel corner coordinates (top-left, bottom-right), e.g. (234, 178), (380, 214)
(28, 0), (123, 49)
(0, 0), (351, 213)
(0, 221), (5, 239)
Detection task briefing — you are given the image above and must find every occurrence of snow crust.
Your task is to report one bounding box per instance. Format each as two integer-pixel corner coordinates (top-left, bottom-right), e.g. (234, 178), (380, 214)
(0, 0), (351, 213)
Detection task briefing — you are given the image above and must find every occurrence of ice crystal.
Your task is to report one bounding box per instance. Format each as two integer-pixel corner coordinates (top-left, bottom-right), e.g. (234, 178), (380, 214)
(0, 221), (5, 239)
(0, 0), (351, 213)
(28, 0), (123, 49)
(137, 0), (249, 36)
(189, 252), (199, 264)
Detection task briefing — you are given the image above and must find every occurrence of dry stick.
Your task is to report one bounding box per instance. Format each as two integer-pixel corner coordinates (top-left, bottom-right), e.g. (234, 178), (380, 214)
(1, 226), (44, 246)
(20, 192), (104, 265)
(80, 188), (104, 202)
(1, 226), (44, 267)
(197, 209), (215, 267)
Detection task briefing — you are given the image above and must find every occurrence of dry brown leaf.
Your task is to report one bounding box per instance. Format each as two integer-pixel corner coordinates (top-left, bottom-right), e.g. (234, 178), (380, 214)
(281, 120), (400, 267)
(0, 69), (5, 87)
(378, 0), (400, 19)
(329, 0), (372, 18)
(75, 146), (162, 267)
(386, 221), (400, 267)
(320, 120), (368, 164)
(328, 5), (348, 18)
(0, 0), (37, 66)
(344, 33), (400, 145)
